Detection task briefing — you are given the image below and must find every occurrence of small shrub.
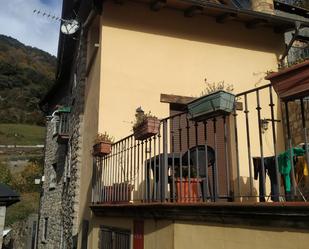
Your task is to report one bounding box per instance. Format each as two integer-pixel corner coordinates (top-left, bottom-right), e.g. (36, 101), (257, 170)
(94, 132), (114, 144)
(201, 78), (234, 96)
(133, 107), (157, 129)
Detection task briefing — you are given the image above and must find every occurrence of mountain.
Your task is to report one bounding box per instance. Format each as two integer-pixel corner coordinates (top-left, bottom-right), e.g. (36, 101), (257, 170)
(0, 34), (56, 125)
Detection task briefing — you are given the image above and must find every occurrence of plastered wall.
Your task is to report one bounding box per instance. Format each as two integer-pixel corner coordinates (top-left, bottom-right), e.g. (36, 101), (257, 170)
(90, 217), (309, 249)
(174, 221), (309, 249)
(99, 1), (284, 141)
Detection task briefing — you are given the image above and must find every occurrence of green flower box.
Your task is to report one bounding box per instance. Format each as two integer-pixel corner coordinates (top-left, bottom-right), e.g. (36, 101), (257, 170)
(187, 91), (235, 121)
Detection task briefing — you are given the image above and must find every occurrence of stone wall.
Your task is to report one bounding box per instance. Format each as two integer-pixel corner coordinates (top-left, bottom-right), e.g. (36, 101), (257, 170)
(0, 206), (6, 249)
(37, 121), (67, 249)
(62, 33), (87, 249)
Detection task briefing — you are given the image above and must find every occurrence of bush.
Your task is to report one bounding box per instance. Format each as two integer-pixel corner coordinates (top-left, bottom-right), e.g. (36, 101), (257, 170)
(0, 162), (13, 185)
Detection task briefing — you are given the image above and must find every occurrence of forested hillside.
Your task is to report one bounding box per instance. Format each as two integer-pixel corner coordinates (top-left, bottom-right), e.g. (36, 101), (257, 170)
(0, 34), (56, 125)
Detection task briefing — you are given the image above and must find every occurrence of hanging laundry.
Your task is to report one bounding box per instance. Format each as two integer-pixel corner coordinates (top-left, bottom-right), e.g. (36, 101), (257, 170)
(278, 147), (305, 194)
(253, 156), (279, 202)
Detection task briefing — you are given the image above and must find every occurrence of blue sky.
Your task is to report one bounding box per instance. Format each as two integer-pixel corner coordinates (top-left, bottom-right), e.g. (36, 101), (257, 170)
(0, 0), (63, 56)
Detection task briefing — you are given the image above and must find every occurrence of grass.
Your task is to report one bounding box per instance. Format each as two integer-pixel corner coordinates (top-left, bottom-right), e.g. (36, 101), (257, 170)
(0, 123), (45, 145)
(5, 192), (40, 226)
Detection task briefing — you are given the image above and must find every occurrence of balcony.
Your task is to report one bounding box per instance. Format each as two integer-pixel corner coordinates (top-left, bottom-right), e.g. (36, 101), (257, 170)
(55, 110), (70, 144)
(91, 84), (309, 206)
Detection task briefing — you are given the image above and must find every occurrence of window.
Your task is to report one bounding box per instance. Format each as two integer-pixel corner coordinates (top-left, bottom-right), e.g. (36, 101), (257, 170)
(52, 116), (60, 136)
(65, 141), (72, 181)
(73, 73), (77, 88)
(49, 163), (57, 190)
(100, 226), (130, 249)
(42, 217), (48, 242)
(31, 220), (37, 249)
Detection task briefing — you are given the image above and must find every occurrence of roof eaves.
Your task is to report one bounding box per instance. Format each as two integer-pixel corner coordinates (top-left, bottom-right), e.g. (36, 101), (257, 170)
(181, 0), (309, 28)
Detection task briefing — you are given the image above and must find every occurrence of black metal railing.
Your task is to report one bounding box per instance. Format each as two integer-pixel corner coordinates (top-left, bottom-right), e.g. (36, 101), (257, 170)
(92, 85), (309, 204)
(92, 110), (231, 204)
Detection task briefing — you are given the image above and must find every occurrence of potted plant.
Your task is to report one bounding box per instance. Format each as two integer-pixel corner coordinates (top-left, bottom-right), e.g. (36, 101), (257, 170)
(93, 132), (114, 157)
(174, 166), (201, 203)
(187, 79), (235, 121)
(133, 107), (160, 140)
(265, 59), (309, 100)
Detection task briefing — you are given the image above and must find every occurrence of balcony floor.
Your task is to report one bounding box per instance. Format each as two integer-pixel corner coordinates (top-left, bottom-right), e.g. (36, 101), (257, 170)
(90, 201), (309, 230)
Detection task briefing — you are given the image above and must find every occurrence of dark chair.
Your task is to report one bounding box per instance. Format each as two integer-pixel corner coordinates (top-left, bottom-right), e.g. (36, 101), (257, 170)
(181, 145), (216, 201)
(182, 145), (215, 176)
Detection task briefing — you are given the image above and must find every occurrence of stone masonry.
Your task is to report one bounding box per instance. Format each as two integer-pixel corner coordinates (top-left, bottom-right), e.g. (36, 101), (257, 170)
(37, 121), (67, 249)
(61, 32), (87, 249)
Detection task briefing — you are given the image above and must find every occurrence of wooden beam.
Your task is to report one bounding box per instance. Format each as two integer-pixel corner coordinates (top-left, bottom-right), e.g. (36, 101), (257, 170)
(150, 0), (167, 11)
(245, 19), (268, 29)
(273, 26), (285, 34)
(216, 12), (237, 24)
(113, 0), (124, 4)
(184, 6), (203, 18)
(160, 93), (195, 105)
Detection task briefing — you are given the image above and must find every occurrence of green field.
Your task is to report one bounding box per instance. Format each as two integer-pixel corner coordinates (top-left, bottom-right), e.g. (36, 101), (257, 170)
(0, 124), (45, 145)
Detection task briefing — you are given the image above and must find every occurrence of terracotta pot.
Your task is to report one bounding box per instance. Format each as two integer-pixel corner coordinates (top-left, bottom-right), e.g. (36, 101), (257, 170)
(175, 178), (202, 203)
(93, 141), (112, 156)
(133, 117), (160, 140)
(265, 60), (309, 100)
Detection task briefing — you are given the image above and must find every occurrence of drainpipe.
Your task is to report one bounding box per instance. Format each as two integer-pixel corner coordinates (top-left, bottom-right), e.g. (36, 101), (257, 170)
(251, 0), (275, 14)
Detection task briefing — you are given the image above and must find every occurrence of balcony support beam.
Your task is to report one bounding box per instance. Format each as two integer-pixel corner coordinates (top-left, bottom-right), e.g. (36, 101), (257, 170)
(184, 6), (203, 18)
(150, 0), (167, 11)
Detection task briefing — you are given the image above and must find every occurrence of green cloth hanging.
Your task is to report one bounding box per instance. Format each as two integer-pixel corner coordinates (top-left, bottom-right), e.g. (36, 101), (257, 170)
(278, 147), (305, 192)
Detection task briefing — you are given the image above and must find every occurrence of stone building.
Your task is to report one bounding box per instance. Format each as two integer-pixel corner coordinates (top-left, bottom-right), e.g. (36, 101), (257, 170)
(38, 0), (309, 249)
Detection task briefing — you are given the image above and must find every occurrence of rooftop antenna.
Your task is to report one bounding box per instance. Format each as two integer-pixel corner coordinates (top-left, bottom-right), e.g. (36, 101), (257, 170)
(33, 9), (80, 35)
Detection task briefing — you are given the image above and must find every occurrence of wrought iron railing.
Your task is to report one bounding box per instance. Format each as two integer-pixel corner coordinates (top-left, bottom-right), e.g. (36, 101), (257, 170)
(92, 85), (309, 204)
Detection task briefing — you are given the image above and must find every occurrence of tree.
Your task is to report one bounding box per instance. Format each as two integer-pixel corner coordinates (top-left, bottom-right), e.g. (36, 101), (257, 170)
(12, 161), (43, 193)
(0, 162), (13, 185)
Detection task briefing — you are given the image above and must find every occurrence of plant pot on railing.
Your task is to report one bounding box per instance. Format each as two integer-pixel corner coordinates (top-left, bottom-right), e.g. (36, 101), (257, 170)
(93, 142), (112, 157)
(133, 117), (160, 140)
(187, 90), (235, 121)
(265, 60), (309, 101)
(93, 132), (114, 157)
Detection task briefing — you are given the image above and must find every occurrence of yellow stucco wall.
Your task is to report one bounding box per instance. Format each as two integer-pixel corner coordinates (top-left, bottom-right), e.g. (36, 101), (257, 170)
(99, 1), (284, 141)
(144, 220), (174, 249)
(174, 221), (309, 249)
(89, 217), (309, 249)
